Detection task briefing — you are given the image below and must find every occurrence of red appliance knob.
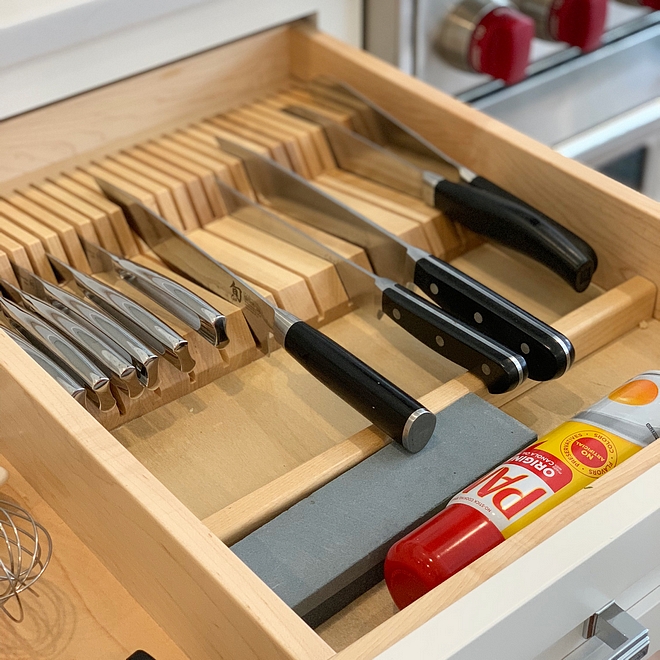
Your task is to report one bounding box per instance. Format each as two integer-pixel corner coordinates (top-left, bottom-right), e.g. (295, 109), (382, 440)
(616, 0), (660, 9)
(436, 0), (534, 85)
(470, 8), (535, 83)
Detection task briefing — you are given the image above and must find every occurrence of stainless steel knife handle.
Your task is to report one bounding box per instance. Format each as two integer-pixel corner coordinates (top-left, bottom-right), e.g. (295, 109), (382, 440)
(274, 308), (436, 453)
(1, 325), (87, 405)
(412, 254), (574, 381)
(381, 284), (527, 394)
(48, 255), (195, 374)
(0, 297), (115, 412)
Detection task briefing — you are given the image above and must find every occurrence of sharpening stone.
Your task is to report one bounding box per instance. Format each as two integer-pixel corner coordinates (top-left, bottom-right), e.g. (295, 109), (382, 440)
(232, 393), (537, 627)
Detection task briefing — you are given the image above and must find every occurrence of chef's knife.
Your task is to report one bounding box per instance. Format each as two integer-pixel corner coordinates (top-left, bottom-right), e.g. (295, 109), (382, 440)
(47, 254), (195, 374)
(295, 78), (598, 293)
(216, 179), (526, 394)
(97, 177), (437, 453)
(13, 263), (160, 390)
(216, 138), (574, 383)
(80, 238), (229, 348)
(0, 325), (87, 405)
(0, 278), (143, 399)
(0, 295), (115, 412)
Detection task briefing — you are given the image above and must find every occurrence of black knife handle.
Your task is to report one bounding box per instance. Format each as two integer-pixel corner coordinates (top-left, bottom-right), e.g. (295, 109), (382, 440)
(283, 319), (436, 453)
(382, 284), (526, 394)
(433, 177), (597, 292)
(413, 255), (574, 382)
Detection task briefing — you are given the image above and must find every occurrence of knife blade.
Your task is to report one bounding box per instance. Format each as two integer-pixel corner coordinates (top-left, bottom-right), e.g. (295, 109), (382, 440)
(0, 325), (87, 405)
(216, 179), (526, 394)
(47, 254), (195, 374)
(97, 177), (437, 453)
(13, 263), (160, 390)
(80, 238), (229, 348)
(216, 138), (574, 383)
(0, 295), (115, 411)
(294, 78), (598, 293)
(0, 278), (143, 399)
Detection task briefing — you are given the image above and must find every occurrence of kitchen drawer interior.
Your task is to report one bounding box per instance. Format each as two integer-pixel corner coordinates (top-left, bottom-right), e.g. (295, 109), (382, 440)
(1, 20), (660, 660)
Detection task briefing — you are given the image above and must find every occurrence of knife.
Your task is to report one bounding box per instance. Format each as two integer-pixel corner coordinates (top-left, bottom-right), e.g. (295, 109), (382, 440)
(13, 263), (160, 390)
(215, 179), (526, 394)
(47, 254), (196, 374)
(293, 78), (598, 293)
(80, 238), (229, 348)
(0, 325), (87, 405)
(0, 295), (115, 412)
(0, 278), (143, 399)
(97, 177), (437, 454)
(217, 138), (574, 383)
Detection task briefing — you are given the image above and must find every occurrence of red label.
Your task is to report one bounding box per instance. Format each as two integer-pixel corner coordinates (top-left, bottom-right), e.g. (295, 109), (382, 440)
(570, 437), (607, 468)
(505, 446), (572, 492)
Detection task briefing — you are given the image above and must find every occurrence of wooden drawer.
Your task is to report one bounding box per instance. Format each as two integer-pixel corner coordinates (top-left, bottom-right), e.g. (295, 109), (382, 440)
(1, 19), (660, 660)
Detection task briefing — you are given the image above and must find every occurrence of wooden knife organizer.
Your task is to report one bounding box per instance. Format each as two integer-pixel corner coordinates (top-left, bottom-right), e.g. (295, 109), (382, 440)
(1, 20), (660, 660)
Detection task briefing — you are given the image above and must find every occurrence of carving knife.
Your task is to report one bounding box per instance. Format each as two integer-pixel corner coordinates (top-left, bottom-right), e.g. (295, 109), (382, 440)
(215, 179), (526, 394)
(47, 254), (196, 374)
(0, 295), (115, 411)
(0, 325), (87, 405)
(13, 263), (159, 390)
(97, 177), (437, 453)
(292, 78), (598, 293)
(0, 278), (143, 399)
(217, 138), (574, 383)
(80, 238), (229, 348)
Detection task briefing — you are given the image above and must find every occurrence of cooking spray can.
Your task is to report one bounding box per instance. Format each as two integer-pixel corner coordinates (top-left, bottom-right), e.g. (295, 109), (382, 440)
(385, 371), (660, 609)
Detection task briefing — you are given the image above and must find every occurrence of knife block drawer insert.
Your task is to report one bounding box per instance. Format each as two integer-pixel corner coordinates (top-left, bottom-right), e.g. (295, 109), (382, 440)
(0, 20), (660, 660)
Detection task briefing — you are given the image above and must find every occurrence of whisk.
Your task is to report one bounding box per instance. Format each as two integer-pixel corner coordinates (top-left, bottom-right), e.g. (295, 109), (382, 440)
(0, 499), (53, 622)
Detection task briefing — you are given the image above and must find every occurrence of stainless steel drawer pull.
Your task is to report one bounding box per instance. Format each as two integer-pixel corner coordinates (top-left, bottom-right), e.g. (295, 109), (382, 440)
(581, 601), (649, 660)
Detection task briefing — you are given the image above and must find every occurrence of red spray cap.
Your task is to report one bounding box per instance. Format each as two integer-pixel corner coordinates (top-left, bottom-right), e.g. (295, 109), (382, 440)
(385, 503), (505, 609)
(549, 0), (608, 51)
(469, 7), (535, 84)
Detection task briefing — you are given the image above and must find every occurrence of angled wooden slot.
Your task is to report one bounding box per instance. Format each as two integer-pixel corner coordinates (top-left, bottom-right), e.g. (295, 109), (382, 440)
(268, 90), (354, 129)
(138, 142), (227, 219)
(205, 216), (351, 322)
(53, 174), (139, 257)
(4, 194), (91, 272)
(221, 108), (312, 178)
(0, 213), (55, 282)
(187, 228), (319, 323)
(37, 181), (122, 254)
(0, 234), (32, 273)
(0, 250), (17, 285)
(123, 146), (214, 225)
(185, 124), (270, 157)
(110, 153), (200, 231)
(94, 158), (184, 230)
(205, 116), (293, 169)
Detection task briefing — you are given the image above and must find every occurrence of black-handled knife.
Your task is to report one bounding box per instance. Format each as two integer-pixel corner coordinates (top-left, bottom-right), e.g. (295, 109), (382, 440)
(217, 138), (572, 382)
(96, 178), (437, 453)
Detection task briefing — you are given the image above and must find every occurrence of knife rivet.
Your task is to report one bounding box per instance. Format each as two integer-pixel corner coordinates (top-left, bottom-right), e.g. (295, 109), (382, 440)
(435, 335), (445, 347)
(481, 364), (491, 375)
(393, 308), (401, 320)
(430, 283), (439, 295)
(521, 342), (530, 354)
(474, 312), (483, 324)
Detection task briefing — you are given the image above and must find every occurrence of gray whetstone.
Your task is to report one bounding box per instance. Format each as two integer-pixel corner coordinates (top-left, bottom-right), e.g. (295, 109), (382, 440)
(232, 394), (537, 626)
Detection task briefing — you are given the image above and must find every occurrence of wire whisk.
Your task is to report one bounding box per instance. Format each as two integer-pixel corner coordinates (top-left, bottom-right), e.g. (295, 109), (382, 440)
(0, 499), (52, 622)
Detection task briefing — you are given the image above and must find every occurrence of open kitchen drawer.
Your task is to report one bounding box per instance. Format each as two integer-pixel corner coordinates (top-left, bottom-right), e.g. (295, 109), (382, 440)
(1, 18), (660, 660)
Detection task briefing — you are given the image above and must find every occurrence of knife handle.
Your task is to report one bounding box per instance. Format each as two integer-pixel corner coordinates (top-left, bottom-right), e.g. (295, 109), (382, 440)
(281, 316), (436, 453)
(381, 284), (526, 394)
(413, 255), (574, 381)
(433, 177), (597, 292)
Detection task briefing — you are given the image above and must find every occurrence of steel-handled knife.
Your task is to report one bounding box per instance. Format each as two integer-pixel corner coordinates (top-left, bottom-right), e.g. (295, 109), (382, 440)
(294, 78), (598, 293)
(97, 177), (437, 453)
(0, 325), (87, 405)
(47, 254), (195, 374)
(0, 278), (143, 399)
(13, 263), (160, 390)
(80, 238), (229, 348)
(216, 179), (526, 394)
(217, 137), (573, 383)
(0, 295), (115, 412)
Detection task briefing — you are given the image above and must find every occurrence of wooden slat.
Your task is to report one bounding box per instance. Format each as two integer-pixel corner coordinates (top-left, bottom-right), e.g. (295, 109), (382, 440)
(0, 250), (18, 285)
(186, 124), (270, 157)
(0, 213), (55, 281)
(203, 276), (656, 545)
(0, 230), (33, 272)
